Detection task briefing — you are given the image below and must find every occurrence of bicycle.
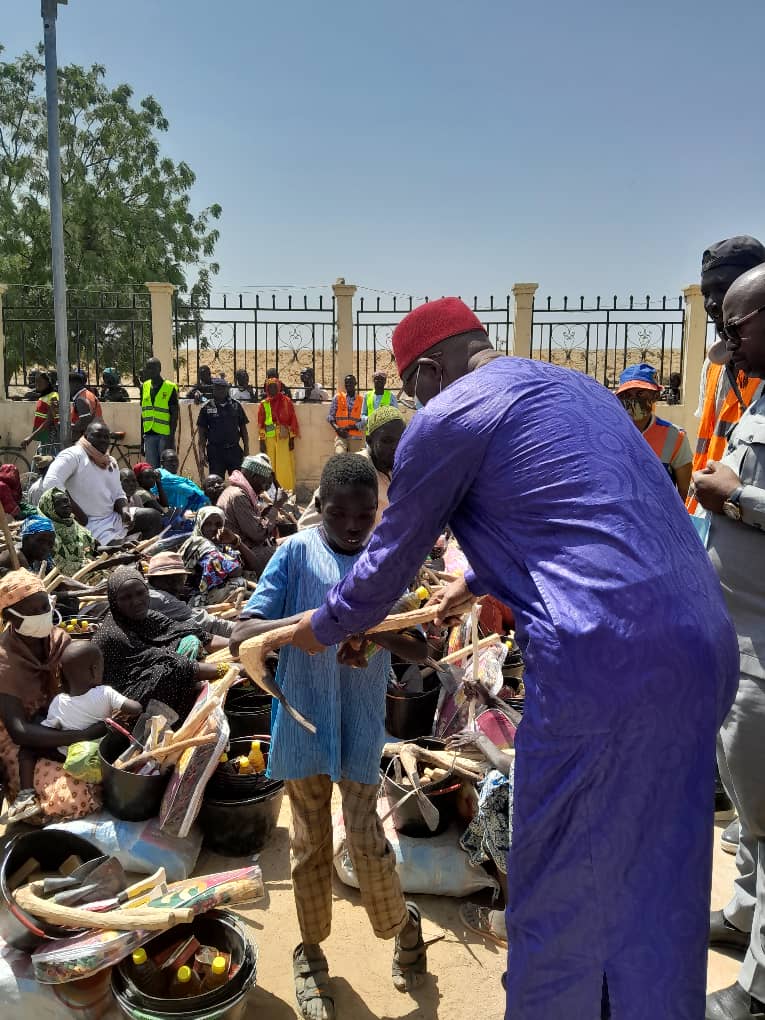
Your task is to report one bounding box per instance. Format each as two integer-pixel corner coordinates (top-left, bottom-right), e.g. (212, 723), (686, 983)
(0, 436), (38, 497)
(109, 431), (143, 470)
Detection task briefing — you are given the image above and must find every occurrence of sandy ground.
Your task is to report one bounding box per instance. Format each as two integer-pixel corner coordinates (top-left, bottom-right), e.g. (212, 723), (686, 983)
(197, 804), (742, 1019)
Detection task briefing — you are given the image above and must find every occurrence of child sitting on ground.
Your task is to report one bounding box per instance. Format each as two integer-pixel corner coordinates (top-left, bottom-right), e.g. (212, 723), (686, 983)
(230, 455), (429, 1020)
(9, 641), (141, 822)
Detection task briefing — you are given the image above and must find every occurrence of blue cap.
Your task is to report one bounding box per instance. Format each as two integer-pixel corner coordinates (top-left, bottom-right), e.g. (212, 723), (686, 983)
(615, 363), (661, 394)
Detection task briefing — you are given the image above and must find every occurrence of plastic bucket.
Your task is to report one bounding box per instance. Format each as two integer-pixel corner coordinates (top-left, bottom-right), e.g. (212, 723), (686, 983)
(381, 737), (462, 839)
(99, 730), (171, 822)
(111, 909), (257, 1020)
(0, 830), (103, 951)
(198, 738), (283, 856)
(224, 687), (272, 739)
(385, 671), (440, 741)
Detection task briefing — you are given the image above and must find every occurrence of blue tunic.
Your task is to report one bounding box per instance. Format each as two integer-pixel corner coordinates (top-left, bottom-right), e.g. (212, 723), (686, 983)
(241, 528), (391, 785)
(312, 357), (739, 1019)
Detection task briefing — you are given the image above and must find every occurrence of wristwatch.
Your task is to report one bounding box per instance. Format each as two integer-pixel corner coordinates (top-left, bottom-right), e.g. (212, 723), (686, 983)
(723, 486), (744, 521)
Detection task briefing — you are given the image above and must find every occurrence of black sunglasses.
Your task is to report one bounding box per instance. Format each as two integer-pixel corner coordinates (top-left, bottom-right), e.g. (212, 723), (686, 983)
(722, 303), (765, 344)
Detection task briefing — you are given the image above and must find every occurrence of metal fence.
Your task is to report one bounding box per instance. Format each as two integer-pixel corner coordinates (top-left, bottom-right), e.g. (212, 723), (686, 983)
(172, 291), (337, 393)
(354, 292), (514, 390)
(2, 286), (152, 394)
(531, 295), (685, 388)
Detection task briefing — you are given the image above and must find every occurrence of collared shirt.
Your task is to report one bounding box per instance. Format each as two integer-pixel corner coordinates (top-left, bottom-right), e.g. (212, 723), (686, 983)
(707, 387), (765, 679)
(197, 398), (247, 448)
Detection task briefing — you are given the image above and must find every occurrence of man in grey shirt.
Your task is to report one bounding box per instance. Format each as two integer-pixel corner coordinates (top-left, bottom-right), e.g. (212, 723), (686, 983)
(696, 264), (765, 1020)
(145, 551), (234, 638)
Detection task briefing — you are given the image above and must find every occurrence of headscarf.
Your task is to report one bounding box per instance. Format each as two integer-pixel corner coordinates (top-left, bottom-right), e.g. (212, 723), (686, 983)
(258, 379), (300, 438)
(367, 405), (405, 436)
(133, 462), (153, 479)
(38, 488), (97, 576)
(0, 568), (46, 615)
(179, 506), (225, 569)
(92, 567), (209, 717)
(103, 368), (121, 386)
(20, 514), (55, 538)
(0, 465), (23, 505)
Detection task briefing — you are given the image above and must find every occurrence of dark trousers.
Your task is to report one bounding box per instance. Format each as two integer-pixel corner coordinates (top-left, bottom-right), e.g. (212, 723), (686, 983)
(207, 444), (244, 478)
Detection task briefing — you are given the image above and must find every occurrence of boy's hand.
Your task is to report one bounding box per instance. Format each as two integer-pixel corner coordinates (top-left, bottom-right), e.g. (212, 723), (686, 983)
(291, 610), (325, 655)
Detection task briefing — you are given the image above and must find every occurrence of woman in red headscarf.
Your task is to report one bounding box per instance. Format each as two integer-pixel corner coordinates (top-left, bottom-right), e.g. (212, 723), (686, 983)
(0, 464), (36, 519)
(257, 377), (300, 492)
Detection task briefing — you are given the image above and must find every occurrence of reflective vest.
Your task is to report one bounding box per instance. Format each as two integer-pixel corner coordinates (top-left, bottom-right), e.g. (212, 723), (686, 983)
(364, 390), (392, 417)
(141, 379), (177, 435)
(642, 416), (686, 480)
(34, 392), (59, 431)
(261, 400), (276, 434)
(335, 392), (364, 438)
(70, 387), (103, 424)
(686, 363), (761, 513)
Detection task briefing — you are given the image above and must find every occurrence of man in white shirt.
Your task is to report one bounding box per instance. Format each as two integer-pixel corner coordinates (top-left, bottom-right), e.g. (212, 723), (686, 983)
(41, 420), (130, 545)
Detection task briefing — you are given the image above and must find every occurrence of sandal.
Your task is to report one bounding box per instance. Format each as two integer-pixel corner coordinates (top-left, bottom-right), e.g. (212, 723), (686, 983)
(392, 902), (428, 992)
(3, 790), (43, 824)
(459, 901), (508, 947)
(293, 943), (335, 1020)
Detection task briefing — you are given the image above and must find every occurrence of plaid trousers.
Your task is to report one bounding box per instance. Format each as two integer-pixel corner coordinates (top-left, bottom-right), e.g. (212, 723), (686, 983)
(285, 774), (408, 945)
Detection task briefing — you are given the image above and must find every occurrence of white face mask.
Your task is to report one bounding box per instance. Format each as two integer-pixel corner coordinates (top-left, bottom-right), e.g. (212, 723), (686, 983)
(8, 608), (54, 638)
(413, 361), (442, 411)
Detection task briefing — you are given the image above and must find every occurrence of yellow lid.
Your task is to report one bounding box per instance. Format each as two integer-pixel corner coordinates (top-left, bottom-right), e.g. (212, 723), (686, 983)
(219, 753), (228, 763)
(415, 585), (430, 601)
(211, 956), (227, 976)
(177, 966), (192, 983)
(132, 948), (148, 965)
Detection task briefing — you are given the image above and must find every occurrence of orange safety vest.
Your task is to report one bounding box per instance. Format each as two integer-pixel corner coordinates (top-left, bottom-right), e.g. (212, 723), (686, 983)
(70, 387), (103, 424)
(335, 392), (364, 438)
(686, 362), (761, 513)
(643, 416), (686, 479)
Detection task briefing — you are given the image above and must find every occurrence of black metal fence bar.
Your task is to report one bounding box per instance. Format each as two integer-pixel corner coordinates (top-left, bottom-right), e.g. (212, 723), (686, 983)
(172, 292), (337, 392)
(354, 293), (513, 390)
(2, 286), (152, 393)
(531, 295), (685, 388)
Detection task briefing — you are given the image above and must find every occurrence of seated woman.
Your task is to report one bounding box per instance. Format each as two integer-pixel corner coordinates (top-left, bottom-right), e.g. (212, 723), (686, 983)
(0, 569), (103, 822)
(180, 506), (262, 605)
(0, 464), (37, 520)
(131, 463), (168, 514)
(0, 515), (58, 577)
(93, 567), (227, 719)
(38, 488), (98, 576)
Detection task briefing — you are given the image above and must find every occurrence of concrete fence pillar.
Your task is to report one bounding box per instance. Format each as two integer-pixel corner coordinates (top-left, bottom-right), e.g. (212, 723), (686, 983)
(682, 284), (707, 412)
(511, 283), (538, 359)
(333, 277), (357, 391)
(146, 282), (176, 378)
(0, 284), (8, 396)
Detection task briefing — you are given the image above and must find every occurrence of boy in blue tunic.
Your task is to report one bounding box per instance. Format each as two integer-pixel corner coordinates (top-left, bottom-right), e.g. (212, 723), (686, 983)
(230, 455), (428, 1020)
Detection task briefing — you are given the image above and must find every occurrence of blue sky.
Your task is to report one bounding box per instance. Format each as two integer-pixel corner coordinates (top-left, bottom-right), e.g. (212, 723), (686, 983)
(3, 0), (764, 302)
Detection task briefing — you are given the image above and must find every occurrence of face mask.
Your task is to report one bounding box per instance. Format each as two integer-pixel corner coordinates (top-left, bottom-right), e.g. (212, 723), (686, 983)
(8, 608), (54, 638)
(622, 397), (651, 422)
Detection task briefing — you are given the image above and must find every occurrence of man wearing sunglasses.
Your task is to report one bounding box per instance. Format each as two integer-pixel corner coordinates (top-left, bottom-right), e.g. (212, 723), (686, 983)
(698, 265), (765, 1020)
(289, 296), (739, 1020)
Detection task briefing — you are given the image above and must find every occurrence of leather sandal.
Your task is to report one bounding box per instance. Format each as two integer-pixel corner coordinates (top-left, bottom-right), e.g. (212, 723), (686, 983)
(293, 943), (335, 1020)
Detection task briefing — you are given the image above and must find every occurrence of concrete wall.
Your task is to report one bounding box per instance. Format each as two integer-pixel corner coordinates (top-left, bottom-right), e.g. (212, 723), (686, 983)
(0, 398), (337, 501)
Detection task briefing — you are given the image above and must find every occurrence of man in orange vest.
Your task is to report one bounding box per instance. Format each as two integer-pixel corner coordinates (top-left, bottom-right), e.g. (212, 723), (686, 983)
(690, 236), (765, 512)
(327, 374), (364, 454)
(70, 370), (103, 441)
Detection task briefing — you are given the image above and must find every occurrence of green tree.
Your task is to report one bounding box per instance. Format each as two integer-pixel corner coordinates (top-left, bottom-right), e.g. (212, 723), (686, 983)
(0, 46), (221, 377)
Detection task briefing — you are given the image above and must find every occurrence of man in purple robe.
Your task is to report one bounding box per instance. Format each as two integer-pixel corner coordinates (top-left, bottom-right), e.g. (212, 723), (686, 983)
(291, 297), (738, 1019)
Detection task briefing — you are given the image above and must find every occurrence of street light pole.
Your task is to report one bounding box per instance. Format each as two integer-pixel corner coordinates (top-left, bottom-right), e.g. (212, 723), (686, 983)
(41, 0), (71, 446)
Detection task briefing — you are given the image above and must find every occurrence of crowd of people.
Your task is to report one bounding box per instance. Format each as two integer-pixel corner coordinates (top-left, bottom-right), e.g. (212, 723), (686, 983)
(0, 234), (763, 1020)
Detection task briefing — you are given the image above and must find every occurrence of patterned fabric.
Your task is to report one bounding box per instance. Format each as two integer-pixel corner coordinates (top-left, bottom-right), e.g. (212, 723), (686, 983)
(37, 488), (98, 576)
(92, 567), (208, 717)
(241, 528), (391, 785)
(286, 774), (407, 944)
(34, 758), (101, 820)
(460, 767), (513, 875)
(0, 568), (46, 614)
(311, 356), (740, 1019)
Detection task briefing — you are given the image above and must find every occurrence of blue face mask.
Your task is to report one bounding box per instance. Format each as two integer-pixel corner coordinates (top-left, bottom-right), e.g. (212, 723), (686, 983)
(414, 395), (426, 411)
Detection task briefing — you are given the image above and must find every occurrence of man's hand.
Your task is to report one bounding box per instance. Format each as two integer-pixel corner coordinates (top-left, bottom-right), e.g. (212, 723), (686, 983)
(691, 462), (742, 514)
(428, 575), (474, 627)
(291, 610), (326, 655)
(20, 436), (32, 450)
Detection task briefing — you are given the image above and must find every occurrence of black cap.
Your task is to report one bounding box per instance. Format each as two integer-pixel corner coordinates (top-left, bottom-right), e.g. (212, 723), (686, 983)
(701, 235), (765, 275)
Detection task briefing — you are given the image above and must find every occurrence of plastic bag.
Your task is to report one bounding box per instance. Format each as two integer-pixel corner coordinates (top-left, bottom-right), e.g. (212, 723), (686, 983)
(333, 800), (497, 898)
(159, 682), (230, 838)
(49, 812), (202, 881)
(62, 740), (102, 783)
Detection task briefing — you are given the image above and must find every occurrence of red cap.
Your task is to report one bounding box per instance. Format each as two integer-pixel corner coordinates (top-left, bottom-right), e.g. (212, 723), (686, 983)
(392, 298), (487, 375)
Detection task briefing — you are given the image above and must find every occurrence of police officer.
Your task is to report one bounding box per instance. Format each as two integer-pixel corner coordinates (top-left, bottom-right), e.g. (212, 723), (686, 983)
(196, 376), (250, 478)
